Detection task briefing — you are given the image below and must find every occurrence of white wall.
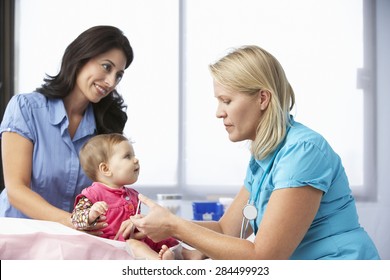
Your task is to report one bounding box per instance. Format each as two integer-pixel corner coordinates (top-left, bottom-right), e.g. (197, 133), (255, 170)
(356, 0), (390, 259)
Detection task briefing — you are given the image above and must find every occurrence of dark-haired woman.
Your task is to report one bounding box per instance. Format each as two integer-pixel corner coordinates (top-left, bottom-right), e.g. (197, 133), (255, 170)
(0, 25), (134, 233)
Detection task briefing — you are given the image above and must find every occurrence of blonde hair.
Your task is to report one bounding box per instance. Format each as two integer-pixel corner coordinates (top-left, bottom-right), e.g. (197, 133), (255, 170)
(79, 133), (129, 181)
(209, 45), (295, 160)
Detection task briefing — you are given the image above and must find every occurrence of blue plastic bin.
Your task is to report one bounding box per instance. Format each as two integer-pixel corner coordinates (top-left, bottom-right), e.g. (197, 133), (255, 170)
(192, 201), (224, 221)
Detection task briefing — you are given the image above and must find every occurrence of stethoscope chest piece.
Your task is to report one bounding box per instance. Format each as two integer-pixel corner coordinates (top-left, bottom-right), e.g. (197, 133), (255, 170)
(240, 203), (258, 239)
(242, 203), (258, 220)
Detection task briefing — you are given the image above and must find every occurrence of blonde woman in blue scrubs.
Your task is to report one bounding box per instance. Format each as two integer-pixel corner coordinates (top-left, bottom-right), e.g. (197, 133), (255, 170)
(120, 45), (380, 260)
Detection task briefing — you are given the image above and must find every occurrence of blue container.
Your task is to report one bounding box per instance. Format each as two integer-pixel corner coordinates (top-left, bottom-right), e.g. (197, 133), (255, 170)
(192, 201), (224, 221)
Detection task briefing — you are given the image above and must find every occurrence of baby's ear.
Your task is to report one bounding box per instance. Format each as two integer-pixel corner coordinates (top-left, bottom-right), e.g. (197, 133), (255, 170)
(98, 162), (112, 176)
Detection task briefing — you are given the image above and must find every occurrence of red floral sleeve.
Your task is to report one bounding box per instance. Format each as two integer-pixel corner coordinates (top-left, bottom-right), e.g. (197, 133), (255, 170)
(71, 196), (94, 229)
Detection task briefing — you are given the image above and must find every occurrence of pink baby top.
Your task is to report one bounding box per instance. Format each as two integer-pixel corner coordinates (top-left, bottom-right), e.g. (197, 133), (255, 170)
(75, 182), (139, 240)
(73, 182), (178, 252)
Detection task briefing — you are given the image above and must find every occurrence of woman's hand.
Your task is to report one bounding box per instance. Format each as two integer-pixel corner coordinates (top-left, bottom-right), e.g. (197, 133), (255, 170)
(67, 212), (108, 236)
(130, 194), (178, 242)
(115, 219), (131, 240)
(81, 215), (108, 236)
(115, 218), (145, 240)
(82, 215), (108, 236)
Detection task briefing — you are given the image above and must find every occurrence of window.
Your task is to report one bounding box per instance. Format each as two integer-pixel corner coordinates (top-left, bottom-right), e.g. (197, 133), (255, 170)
(183, 0), (375, 201)
(14, 0), (375, 200)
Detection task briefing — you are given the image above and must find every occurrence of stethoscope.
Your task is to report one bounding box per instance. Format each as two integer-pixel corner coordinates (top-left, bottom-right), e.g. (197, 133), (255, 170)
(239, 139), (285, 239)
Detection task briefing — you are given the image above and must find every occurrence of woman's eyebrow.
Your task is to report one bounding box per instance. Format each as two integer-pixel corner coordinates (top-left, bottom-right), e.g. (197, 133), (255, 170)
(104, 59), (116, 66)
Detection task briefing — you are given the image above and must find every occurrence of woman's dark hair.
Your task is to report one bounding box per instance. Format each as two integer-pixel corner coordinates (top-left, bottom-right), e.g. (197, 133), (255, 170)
(36, 25), (134, 134)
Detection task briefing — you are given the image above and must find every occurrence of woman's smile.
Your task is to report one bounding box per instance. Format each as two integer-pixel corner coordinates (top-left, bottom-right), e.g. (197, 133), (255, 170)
(94, 83), (109, 96)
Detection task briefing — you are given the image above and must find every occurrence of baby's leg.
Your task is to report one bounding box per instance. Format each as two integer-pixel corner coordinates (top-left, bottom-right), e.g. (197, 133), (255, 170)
(158, 245), (175, 260)
(127, 239), (160, 260)
(181, 248), (206, 260)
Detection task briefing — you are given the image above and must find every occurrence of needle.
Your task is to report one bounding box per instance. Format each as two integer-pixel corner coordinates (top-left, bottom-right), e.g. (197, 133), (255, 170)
(130, 199), (142, 239)
(135, 199), (141, 215)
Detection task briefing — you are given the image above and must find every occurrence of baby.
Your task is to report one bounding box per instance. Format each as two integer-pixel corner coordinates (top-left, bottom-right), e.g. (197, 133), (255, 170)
(71, 133), (179, 259)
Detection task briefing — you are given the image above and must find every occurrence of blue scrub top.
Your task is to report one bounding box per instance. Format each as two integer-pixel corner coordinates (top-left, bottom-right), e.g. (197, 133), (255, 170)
(0, 92), (95, 217)
(244, 117), (380, 259)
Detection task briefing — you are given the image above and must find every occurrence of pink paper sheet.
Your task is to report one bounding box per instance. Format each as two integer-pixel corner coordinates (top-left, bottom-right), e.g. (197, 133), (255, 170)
(0, 218), (134, 260)
(0, 232), (134, 259)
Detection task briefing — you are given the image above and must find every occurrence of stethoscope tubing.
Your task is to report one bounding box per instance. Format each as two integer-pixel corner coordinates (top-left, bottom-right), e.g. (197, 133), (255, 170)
(240, 216), (251, 239)
(239, 135), (288, 239)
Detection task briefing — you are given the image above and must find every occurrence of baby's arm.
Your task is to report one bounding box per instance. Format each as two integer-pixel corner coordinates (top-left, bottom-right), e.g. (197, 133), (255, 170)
(71, 196), (108, 229)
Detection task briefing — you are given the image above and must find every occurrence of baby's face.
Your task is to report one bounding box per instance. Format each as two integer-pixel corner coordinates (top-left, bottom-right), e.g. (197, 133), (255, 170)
(108, 141), (140, 186)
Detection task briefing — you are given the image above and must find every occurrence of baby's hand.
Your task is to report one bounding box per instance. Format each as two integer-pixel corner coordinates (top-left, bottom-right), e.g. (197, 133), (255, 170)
(89, 201), (108, 223)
